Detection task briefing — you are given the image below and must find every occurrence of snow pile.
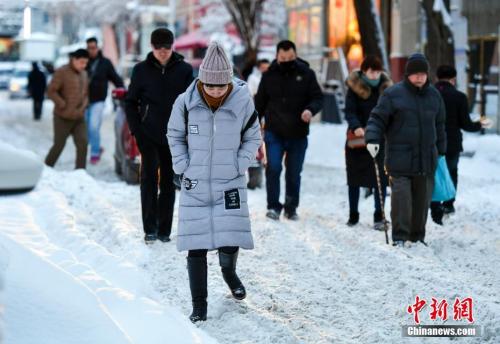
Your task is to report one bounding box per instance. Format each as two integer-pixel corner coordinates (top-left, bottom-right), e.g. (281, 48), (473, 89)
(0, 168), (217, 344)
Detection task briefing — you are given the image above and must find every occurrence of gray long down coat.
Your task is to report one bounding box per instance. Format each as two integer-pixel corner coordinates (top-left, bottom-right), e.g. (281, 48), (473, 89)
(167, 79), (261, 252)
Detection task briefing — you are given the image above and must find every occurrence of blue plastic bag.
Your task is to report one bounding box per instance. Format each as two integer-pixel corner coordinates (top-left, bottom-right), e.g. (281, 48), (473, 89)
(432, 156), (456, 202)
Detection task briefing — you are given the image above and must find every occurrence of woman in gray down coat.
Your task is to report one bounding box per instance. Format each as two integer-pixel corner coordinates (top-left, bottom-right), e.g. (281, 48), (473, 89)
(167, 42), (261, 323)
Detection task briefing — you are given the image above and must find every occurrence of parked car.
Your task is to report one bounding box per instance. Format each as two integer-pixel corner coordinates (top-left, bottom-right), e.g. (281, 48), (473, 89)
(0, 62), (14, 90)
(0, 143), (43, 194)
(9, 62), (32, 99)
(112, 88), (140, 184)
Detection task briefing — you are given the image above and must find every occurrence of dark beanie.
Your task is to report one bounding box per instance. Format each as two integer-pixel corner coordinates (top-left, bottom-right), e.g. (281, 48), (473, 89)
(436, 65), (457, 79)
(70, 48), (89, 59)
(405, 53), (429, 76)
(151, 28), (174, 46)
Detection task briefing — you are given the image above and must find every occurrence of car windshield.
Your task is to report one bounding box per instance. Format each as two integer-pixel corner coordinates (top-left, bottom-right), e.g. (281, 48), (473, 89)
(13, 70), (29, 78)
(0, 70), (12, 75)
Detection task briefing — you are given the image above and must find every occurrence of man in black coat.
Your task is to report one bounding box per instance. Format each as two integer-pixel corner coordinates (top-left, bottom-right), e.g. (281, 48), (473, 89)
(125, 28), (193, 244)
(85, 37), (124, 164)
(255, 40), (323, 221)
(365, 53), (446, 246)
(430, 65), (490, 224)
(27, 62), (47, 120)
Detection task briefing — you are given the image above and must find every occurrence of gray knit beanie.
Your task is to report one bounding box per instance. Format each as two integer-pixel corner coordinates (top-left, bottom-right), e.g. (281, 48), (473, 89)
(199, 41), (233, 85)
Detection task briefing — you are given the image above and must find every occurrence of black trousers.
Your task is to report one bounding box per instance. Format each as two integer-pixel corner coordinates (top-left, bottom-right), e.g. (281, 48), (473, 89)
(33, 99), (44, 120)
(390, 175), (434, 242)
(136, 134), (176, 237)
(188, 247), (239, 257)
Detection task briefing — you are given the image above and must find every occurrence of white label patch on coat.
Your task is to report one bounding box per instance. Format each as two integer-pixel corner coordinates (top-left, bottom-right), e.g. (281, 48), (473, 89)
(224, 189), (241, 210)
(189, 125), (199, 134)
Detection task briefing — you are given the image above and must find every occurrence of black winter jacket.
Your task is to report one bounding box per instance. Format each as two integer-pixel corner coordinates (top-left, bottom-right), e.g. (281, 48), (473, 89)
(435, 81), (481, 154)
(344, 71), (392, 187)
(27, 67), (47, 101)
(86, 51), (124, 103)
(255, 59), (323, 139)
(125, 52), (193, 146)
(365, 79), (446, 176)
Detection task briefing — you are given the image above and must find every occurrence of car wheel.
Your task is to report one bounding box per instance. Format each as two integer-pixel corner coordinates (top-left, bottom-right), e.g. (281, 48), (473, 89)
(247, 166), (263, 189)
(122, 159), (139, 185)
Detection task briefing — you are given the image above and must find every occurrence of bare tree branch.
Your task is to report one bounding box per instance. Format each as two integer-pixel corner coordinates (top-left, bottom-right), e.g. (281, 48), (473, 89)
(221, 0), (265, 69)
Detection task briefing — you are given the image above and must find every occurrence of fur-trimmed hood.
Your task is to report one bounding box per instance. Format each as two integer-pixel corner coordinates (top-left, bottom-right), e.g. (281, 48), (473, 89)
(346, 70), (392, 100)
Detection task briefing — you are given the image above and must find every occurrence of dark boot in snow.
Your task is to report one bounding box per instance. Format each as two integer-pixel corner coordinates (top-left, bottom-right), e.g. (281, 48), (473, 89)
(392, 240), (405, 247)
(284, 210), (299, 221)
(266, 209), (280, 221)
(157, 235), (171, 243)
(373, 211), (389, 231)
(347, 211), (359, 226)
(430, 202), (444, 225)
(187, 256), (208, 322)
(219, 250), (246, 300)
(144, 233), (157, 244)
(442, 203), (455, 215)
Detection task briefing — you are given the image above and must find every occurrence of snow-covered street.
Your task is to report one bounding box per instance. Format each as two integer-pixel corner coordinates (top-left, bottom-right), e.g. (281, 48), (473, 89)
(1, 92), (499, 343)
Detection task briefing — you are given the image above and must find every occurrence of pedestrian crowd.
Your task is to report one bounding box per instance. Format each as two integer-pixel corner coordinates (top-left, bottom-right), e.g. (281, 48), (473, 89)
(35, 27), (491, 323)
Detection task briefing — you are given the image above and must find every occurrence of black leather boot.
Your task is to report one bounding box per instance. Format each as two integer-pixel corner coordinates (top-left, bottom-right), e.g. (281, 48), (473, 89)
(187, 256), (207, 322)
(219, 250), (246, 300)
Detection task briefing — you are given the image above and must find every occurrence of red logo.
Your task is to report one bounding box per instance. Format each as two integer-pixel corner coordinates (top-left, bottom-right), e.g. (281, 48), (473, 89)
(407, 296), (474, 324)
(430, 298), (448, 321)
(453, 297), (474, 323)
(407, 296), (427, 324)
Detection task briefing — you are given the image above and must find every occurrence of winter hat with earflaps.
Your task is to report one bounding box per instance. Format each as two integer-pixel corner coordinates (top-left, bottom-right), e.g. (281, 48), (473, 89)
(199, 41), (233, 85)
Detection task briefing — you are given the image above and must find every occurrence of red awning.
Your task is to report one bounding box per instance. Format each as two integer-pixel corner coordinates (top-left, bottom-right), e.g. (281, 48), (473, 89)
(174, 31), (209, 50)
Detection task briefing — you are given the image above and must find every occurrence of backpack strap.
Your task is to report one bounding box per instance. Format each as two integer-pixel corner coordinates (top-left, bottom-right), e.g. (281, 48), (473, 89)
(184, 103), (188, 138)
(241, 110), (259, 141)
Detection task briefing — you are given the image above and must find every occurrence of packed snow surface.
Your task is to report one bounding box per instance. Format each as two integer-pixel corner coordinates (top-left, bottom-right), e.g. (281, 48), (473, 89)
(1, 93), (499, 343)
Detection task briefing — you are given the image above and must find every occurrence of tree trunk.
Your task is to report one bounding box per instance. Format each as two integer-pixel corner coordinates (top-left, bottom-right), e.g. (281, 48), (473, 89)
(353, 0), (389, 71)
(422, 0), (455, 78)
(221, 0), (265, 79)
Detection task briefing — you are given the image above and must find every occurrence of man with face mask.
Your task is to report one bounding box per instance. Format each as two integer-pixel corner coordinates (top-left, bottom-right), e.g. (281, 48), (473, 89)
(365, 53), (447, 247)
(125, 28), (193, 244)
(255, 40), (323, 221)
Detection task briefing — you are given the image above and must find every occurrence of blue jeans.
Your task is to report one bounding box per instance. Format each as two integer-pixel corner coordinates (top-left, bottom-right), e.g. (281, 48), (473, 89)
(85, 101), (105, 157)
(264, 130), (308, 214)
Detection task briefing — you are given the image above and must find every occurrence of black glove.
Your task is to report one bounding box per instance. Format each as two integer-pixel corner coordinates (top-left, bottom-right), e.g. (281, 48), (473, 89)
(173, 173), (182, 190)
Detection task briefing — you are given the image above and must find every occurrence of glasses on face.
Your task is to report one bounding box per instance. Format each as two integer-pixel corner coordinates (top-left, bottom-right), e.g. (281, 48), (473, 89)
(153, 44), (172, 50)
(203, 84), (228, 89)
